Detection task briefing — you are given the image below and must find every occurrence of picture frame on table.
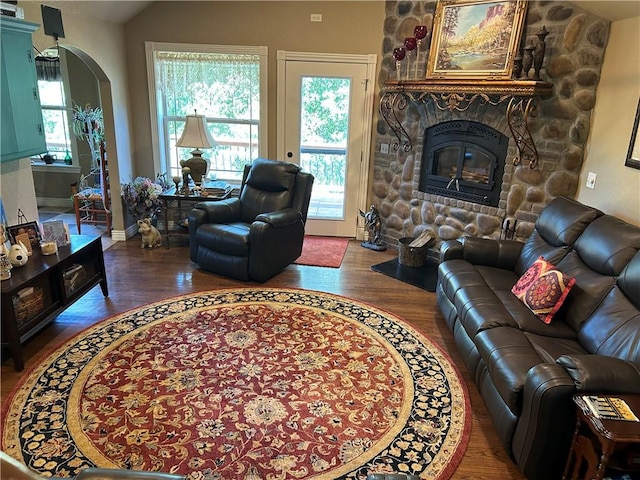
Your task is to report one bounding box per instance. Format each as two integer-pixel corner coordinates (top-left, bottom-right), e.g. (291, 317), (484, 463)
(625, 97), (640, 170)
(426, 0), (527, 80)
(7, 221), (41, 247)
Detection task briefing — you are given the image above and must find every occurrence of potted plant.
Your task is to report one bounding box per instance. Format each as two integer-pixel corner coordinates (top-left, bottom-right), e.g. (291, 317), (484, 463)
(72, 103), (104, 169)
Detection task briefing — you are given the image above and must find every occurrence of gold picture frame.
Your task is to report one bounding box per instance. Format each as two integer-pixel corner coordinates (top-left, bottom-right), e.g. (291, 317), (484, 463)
(426, 0), (528, 80)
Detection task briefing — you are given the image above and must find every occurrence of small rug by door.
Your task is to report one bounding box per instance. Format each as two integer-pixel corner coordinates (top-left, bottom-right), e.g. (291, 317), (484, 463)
(294, 236), (350, 268)
(2, 288), (470, 480)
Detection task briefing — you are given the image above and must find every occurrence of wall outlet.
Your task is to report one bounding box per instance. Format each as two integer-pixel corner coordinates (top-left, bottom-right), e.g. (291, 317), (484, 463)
(380, 143), (390, 154)
(586, 172), (597, 189)
(310, 13), (322, 22)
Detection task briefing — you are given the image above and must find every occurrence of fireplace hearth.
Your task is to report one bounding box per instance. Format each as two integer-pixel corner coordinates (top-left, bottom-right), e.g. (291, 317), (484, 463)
(419, 120), (508, 207)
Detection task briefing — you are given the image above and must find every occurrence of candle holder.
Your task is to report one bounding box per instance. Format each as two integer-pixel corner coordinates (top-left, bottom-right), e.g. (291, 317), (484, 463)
(393, 47), (405, 81)
(172, 175), (181, 192)
(414, 26), (428, 79)
(404, 37), (417, 81)
(182, 167), (191, 196)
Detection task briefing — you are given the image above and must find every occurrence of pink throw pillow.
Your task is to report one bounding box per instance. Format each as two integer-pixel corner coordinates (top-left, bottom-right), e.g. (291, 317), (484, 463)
(511, 256), (576, 324)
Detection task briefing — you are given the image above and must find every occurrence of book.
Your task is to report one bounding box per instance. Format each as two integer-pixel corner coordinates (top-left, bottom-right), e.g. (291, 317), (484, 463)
(203, 180), (233, 197)
(41, 220), (69, 246)
(582, 395), (639, 422)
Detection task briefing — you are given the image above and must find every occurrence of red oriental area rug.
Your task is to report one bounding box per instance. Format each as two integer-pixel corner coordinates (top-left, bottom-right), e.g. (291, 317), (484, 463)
(295, 236), (350, 268)
(2, 289), (470, 480)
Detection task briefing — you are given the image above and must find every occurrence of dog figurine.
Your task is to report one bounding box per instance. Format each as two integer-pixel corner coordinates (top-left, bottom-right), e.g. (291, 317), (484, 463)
(137, 218), (162, 248)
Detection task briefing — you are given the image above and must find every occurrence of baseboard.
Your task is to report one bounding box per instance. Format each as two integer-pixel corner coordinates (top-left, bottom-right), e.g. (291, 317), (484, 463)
(111, 229), (127, 242)
(37, 197), (74, 209)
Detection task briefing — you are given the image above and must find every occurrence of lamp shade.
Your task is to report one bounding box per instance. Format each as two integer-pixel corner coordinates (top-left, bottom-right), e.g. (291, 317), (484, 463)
(176, 112), (216, 185)
(176, 113), (216, 149)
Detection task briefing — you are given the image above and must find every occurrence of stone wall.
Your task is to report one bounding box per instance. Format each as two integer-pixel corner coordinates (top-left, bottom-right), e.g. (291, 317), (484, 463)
(374, 1), (610, 253)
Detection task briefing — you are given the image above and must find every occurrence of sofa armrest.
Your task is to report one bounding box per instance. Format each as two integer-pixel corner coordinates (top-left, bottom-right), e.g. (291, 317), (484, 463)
(193, 197), (241, 224)
(440, 240), (463, 262)
(512, 363), (578, 480)
(255, 208), (302, 228)
(188, 198), (242, 262)
(460, 237), (524, 269)
(440, 238), (524, 268)
(556, 354), (640, 393)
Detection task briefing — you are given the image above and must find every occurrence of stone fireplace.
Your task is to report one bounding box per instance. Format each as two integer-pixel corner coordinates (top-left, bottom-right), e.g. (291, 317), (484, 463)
(373, 1), (610, 254)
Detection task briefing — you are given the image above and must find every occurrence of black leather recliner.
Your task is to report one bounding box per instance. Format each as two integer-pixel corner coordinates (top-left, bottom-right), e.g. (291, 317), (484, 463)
(188, 158), (314, 282)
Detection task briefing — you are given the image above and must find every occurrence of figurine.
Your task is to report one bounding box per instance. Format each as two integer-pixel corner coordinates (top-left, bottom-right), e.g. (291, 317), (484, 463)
(137, 218), (162, 248)
(8, 241), (29, 266)
(360, 205), (386, 251)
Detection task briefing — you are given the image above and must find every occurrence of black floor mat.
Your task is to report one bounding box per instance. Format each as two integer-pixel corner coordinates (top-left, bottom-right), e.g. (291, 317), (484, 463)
(371, 258), (439, 292)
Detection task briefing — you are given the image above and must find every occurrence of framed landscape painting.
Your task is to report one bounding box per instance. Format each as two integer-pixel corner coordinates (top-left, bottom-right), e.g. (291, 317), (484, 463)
(625, 98), (640, 170)
(426, 0), (527, 80)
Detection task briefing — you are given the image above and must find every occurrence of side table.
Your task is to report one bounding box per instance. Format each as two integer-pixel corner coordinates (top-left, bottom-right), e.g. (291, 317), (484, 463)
(158, 186), (232, 248)
(563, 394), (640, 480)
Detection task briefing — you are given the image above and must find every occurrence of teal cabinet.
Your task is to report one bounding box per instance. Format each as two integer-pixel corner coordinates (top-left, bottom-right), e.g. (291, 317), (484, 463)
(1, 17), (47, 163)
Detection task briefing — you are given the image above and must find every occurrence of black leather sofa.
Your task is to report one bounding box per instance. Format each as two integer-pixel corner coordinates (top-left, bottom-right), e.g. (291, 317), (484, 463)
(436, 197), (640, 479)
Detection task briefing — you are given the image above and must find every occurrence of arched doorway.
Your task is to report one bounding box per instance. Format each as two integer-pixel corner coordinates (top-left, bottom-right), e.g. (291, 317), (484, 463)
(33, 45), (119, 241)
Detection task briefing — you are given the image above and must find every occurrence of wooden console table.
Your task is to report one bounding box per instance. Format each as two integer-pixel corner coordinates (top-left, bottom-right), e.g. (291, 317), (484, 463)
(1, 235), (108, 371)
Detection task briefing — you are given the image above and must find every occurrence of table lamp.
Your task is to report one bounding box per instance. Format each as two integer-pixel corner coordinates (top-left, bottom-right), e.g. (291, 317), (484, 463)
(176, 111), (216, 185)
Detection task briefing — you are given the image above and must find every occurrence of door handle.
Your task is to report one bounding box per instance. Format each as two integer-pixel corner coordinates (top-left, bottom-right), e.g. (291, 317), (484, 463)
(287, 152), (293, 158)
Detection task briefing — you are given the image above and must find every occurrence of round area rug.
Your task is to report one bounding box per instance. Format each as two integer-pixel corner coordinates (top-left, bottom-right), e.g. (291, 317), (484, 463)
(2, 288), (470, 480)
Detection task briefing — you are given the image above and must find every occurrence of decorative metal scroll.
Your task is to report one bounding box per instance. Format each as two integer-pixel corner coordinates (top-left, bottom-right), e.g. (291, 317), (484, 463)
(379, 91), (412, 152)
(379, 84), (545, 168)
(507, 96), (540, 169)
(416, 92), (509, 112)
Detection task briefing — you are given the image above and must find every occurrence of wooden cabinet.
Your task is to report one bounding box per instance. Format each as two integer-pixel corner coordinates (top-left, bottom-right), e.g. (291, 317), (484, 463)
(1, 235), (108, 371)
(1, 17), (47, 163)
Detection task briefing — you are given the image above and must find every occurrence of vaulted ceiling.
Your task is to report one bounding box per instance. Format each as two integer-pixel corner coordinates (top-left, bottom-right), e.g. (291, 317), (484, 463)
(38, 1), (640, 25)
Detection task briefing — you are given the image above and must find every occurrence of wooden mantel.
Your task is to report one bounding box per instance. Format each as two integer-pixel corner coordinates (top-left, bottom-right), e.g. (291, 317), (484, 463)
(384, 79), (552, 97)
(379, 79), (554, 168)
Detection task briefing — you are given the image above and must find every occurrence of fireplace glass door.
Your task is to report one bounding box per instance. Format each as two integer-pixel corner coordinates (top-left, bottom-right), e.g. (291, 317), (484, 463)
(434, 144), (493, 186)
(419, 120), (508, 207)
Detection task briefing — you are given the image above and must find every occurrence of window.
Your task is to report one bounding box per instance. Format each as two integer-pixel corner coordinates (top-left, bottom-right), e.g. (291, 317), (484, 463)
(146, 42), (268, 182)
(36, 56), (72, 162)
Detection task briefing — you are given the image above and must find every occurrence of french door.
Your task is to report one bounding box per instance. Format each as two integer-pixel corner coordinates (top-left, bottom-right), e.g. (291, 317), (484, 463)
(277, 52), (376, 237)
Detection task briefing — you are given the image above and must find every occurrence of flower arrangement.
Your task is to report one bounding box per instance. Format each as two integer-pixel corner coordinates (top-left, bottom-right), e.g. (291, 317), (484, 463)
(121, 175), (170, 220)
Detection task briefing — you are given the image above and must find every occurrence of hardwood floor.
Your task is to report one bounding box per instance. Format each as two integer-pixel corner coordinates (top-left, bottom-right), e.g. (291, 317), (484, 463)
(1, 237), (525, 480)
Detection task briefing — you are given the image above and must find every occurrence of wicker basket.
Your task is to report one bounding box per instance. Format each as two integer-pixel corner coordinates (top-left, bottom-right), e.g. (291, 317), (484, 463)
(13, 287), (44, 324)
(398, 237), (428, 267)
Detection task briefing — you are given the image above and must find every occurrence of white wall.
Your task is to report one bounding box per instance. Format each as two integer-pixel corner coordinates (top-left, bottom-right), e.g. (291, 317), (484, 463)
(0, 159), (39, 226)
(577, 15), (640, 225)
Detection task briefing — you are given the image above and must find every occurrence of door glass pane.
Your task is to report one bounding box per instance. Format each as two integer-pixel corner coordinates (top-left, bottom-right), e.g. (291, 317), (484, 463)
(434, 146), (460, 178)
(299, 76), (350, 220)
(461, 148), (492, 184)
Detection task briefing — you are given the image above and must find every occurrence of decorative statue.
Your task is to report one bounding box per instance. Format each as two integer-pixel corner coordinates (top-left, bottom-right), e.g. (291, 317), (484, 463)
(359, 205), (386, 251)
(137, 218), (162, 249)
(533, 26), (549, 80)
